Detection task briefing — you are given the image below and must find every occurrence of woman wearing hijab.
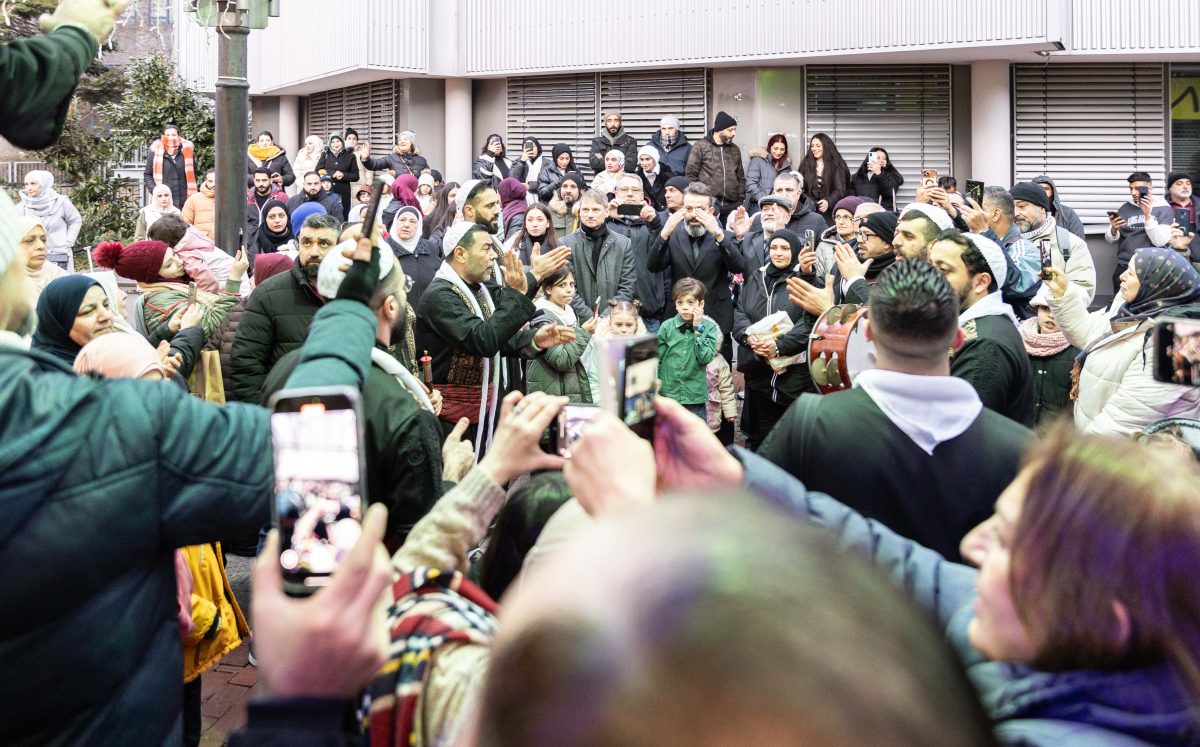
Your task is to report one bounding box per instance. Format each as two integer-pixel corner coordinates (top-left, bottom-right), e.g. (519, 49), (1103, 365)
(536, 143), (578, 203)
(135, 184), (182, 241)
(30, 275), (114, 365)
(385, 205), (440, 309)
(290, 135), (323, 197)
(473, 133), (514, 188)
(498, 177), (529, 239)
(252, 200), (294, 258)
(18, 216), (67, 306)
(510, 136), (545, 196)
(1044, 246), (1200, 435)
(745, 134), (792, 209)
(381, 174), (421, 231)
(15, 170), (81, 270)
(316, 132), (358, 221)
(94, 240), (248, 343)
(731, 228), (821, 449)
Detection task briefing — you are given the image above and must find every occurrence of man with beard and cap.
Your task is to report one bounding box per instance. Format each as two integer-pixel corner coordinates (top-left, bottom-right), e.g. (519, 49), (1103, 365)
(416, 220), (574, 456)
(608, 174), (670, 331)
(1030, 175), (1085, 240)
(636, 145), (674, 211)
(510, 136), (546, 195)
(749, 171), (826, 238)
(733, 193), (793, 269)
(259, 238), (451, 553)
(685, 110), (746, 223)
(549, 172), (585, 235)
(649, 181), (746, 361)
(658, 174), (691, 223)
(733, 228), (821, 449)
(1164, 170), (1200, 261)
(536, 143), (578, 203)
(785, 209), (896, 317)
(893, 202), (954, 262)
(759, 259), (1032, 562)
(1009, 181), (1095, 302)
(589, 111), (638, 174)
(228, 211), (341, 403)
(650, 114), (693, 175)
(930, 229), (1036, 426)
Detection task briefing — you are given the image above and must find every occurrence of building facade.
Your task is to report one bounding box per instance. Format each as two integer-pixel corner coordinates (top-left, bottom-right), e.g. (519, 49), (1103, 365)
(174, 0), (1200, 295)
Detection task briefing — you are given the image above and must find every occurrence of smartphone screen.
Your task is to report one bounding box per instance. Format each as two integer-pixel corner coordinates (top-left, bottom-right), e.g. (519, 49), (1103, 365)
(804, 229), (816, 249)
(547, 404), (600, 458)
(269, 387), (366, 595)
(598, 334), (658, 442)
(1175, 207), (1194, 233)
(1154, 319), (1200, 385)
(1038, 240), (1052, 269)
(965, 179), (984, 206)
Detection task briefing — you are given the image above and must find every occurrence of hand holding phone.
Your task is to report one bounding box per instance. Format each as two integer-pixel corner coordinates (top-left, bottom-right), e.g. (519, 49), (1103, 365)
(1153, 319), (1200, 386)
(1038, 239), (1054, 280)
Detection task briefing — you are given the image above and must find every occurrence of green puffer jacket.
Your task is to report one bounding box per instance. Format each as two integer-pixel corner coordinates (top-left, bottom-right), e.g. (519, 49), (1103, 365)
(229, 259), (325, 403)
(525, 303), (593, 403)
(0, 299), (375, 747)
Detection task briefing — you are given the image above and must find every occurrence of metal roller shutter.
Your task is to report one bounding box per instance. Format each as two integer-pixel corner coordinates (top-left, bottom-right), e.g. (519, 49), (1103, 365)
(1013, 63), (1166, 235)
(805, 65), (952, 207)
(507, 74), (598, 179)
(599, 69), (708, 157)
(304, 83), (396, 151)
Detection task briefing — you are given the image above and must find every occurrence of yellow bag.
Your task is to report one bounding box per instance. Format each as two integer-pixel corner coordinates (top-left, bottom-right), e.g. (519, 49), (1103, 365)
(188, 349), (226, 403)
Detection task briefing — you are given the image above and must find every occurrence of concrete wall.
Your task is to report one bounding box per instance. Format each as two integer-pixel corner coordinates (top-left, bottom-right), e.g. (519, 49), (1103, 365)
(710, 68), (760, 165)
(399, 79), (447, 179)
(951, 65), (973, 183)
(470, 78), (507, 180)
(249, 97), (281, 146)
(755, 68), (806, 166)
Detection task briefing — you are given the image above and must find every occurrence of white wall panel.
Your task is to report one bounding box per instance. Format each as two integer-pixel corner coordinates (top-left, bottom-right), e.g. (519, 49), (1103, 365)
(173, 0), (218, 92)
(1070, 0), (1200, 54)
(462, 0), (1053, 75)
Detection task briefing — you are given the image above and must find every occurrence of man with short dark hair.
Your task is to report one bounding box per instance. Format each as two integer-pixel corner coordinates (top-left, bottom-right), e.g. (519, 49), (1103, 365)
(650, 182), (745, 358)
(975, 186), (1041, 314)
(246, 167), (287, 235)
(930, 230), (1035, 426)
(229, 212), (341, 402)
(759, 259), (1032, 561)
(549, 172), (584, 235)
(588, 112), (638, 174)
(1105, 171), (1174, 293)
(286, 171), (341, 217)
(685, 111), (746, 222)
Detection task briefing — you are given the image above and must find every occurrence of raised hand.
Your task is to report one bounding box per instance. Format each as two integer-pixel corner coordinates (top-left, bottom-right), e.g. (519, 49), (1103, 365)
(477, 391), (568, 485)
(787, 275), (834, 316)
(441, 418), (475, 483)
(503, 248), (529, 293)
(531, 244), (571, 283)
(564, 412), (656, 516)
(834, 242), (872, 284)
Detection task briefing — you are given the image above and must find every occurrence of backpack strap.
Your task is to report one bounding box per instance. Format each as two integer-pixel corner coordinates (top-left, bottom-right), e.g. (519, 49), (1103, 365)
(1056, 225), (1072, 261)
(787, 392), (822, 469)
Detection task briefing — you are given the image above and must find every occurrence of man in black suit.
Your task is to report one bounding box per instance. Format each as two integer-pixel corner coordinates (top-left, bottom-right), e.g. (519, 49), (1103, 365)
(648, 181), (745, 360)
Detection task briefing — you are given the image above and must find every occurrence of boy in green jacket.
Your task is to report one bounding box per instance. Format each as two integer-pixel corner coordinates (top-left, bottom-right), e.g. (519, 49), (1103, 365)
(658, 278), (720, 420)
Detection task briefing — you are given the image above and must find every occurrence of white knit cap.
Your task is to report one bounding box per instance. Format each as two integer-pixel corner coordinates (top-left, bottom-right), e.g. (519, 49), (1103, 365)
(637, 145), (658, 163)
(316, 238), (394, 300)
(899, 202), (954, 232)
(456, 179), (482, 216)
(441, 220), (480, 258)
(963, 233), (1007, 288)
(660, 115), (681, 129)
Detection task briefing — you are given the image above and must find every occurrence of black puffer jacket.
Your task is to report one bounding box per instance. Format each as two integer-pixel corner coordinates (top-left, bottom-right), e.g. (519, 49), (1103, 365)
(362, 152), (430, 179)
(229, 259), (325, 403)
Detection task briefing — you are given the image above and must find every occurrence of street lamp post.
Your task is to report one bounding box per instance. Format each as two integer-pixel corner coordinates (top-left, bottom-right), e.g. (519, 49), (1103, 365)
(189, 0), (279, 256)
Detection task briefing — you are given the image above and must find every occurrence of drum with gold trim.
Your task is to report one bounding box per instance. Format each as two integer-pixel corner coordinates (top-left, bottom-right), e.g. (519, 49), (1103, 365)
(807, 304), (875, 394)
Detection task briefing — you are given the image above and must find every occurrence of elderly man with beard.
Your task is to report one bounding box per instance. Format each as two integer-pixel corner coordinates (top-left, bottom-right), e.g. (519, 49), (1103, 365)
(733, 194), (794, 268)
(1009, 181), (1095, 303)
(589, 111), (638, 174)
(649, 182), (745, 361)
(229, 212), (342, 403)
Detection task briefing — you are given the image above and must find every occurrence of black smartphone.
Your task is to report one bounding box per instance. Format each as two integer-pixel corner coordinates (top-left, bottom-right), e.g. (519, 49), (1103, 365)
(617, 203), (643, 217)
(1174, 207), (1194, 233)
(965, 179), (984, 206)
(1038, 239), (1053, 280)
(1107, 210), (1121, 219)
(186, 281), (197, 306)
(544, 403), (601, 458)
(1153, 319), (1200, 386)
(599, 334), (659, 442)
(268, 386), (367, 596)
(360, 177), (387, 238)
(1137, 185), (1150, 200)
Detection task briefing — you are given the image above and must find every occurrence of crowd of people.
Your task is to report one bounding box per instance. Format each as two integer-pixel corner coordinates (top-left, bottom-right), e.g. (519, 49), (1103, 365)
(4, 1), (1200, 745)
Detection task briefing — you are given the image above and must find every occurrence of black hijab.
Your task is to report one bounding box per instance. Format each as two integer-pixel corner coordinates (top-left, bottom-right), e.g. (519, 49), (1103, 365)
(31, 275), (102, 365)
(255, 199), (294, 255)
(765, 229), (803, 282)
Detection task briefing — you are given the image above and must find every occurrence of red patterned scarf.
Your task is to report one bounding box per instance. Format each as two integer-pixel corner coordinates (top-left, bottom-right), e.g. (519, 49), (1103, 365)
(151, 137), (198, 200)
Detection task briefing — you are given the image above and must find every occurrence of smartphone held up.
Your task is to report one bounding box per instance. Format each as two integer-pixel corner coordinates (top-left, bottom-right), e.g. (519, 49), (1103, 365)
(269, 387), (367, 596)
(1153, 319), (1200, 386)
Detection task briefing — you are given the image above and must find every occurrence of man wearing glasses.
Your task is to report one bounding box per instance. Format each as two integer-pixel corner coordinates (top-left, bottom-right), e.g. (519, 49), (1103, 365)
(230, 212), (342, 403)
(788, 211), (899, 314)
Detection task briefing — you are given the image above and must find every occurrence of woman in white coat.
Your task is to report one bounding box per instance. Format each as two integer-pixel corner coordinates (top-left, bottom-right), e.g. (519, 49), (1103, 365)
(1043, 246), (1200, 435)
(290, 135), (323, 196)
(15, 170), (81, 270)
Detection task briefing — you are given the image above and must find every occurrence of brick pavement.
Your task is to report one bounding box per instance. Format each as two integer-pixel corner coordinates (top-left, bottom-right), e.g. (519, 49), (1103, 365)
(198, 643), (261, 746)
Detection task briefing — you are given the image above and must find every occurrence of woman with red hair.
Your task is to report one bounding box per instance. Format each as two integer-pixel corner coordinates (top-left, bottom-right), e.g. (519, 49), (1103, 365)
(745, 133), (792, 209)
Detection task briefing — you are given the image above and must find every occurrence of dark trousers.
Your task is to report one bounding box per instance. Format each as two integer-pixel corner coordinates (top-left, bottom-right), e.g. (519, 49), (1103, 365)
(742, 388), (793, 452)
(183, 678), (202, 747)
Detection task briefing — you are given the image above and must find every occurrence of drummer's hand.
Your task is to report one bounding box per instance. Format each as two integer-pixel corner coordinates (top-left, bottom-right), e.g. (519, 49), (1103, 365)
(787, 275), (834, 316)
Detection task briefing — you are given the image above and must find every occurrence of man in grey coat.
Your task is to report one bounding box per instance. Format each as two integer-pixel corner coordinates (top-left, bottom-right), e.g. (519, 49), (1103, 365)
(559, 188), (637, 322)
